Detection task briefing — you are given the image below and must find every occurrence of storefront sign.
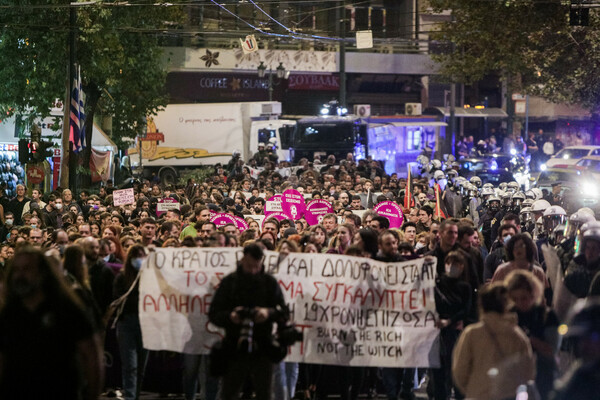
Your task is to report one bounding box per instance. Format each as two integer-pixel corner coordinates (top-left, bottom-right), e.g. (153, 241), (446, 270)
(0, 143), (18, 151)
(288, 74), (340, 91)
(166, 72), (286, 102)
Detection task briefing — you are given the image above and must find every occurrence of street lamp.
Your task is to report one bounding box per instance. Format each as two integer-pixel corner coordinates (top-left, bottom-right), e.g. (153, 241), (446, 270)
(257, 61), (288, 101)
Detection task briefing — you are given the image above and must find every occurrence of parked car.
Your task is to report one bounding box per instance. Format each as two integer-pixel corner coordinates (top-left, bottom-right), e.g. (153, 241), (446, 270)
(574, 156), (600, 179)
(543, 145), (600, 169)
(458, 153), (531, 189)
(535, 167), (600, 213)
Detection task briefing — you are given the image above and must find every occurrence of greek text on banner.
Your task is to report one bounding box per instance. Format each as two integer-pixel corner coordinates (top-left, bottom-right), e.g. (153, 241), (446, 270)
(139, 248), (440, 368)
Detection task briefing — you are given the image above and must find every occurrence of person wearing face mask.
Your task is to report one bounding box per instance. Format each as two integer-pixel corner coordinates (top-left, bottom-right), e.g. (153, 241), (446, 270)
(430, 251), (474, 400)
(0, 211), (14, 242)
(42, 194), (64, 229)
(483, 224), (517, 283)
(113, 244), (148, 400)
(480, 195), (501, 250)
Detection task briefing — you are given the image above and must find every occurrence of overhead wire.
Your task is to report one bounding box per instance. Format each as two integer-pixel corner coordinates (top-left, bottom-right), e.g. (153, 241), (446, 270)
(246, 0), (344, 41)
(0, 0), (478, 45)
(208, 0), (319, 41)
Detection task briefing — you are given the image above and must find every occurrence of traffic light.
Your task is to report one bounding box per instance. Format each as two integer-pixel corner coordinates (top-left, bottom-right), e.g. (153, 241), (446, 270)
(18, 139), (29, 164)
(30, 139), (53, 163)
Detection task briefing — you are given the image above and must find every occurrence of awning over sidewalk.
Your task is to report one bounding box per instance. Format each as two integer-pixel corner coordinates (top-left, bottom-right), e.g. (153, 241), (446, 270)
(424, 107), (508, 118)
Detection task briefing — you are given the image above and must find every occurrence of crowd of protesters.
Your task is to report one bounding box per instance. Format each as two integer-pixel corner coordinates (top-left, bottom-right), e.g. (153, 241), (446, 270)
(0, 148), (598, 400)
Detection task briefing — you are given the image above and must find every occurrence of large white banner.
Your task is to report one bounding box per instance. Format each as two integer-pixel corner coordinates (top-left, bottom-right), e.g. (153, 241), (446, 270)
(139, 248), (440, 367)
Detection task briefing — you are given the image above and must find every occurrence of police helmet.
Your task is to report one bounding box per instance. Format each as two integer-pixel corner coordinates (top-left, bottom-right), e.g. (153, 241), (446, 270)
(469, 176), (482, 188)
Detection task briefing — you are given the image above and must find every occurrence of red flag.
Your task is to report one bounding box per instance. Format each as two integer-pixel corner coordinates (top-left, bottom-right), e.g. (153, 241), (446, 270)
(404, 167), (412, 209)
(433, 183), (447, 220)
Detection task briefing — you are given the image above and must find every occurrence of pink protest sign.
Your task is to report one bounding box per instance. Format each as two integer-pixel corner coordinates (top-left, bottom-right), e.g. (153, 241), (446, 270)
(264, 195), (283, 217)
(210, 213), (237, 228)
(304, 199), (334, 226)
(156, 197), (180, 217)
(232, 216), (249, 233)
(262, 212), (289, 227)
(281, 189), (306, 220)
(373, 201), (404, 228)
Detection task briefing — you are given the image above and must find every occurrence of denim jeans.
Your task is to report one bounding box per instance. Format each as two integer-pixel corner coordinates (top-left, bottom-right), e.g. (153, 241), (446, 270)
(272, 362), (299, 400)
(116, 314), (149, 400)
(182, 353), (219, 400)
(381, 367), (414, 400)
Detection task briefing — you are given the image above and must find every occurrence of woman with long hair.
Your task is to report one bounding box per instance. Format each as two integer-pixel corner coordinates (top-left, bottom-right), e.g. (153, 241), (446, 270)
(90, 221), (102, 238)
(120, 236), (137, 256)
(233, 191), (248, 208)
(0, 247), (102, 399)
(308, 225), (328, 253)
(491, 234), (550, 291)
(452, 284), (535, 400)
(63, 244), (103, 332)
(352, 228), (379, 259)
(326, 223), (355, 255)
(246, 218), (261, 234)
(107, 235), (127, 264)
(113, 244), (148, 400)
(506, 270), (559, 400)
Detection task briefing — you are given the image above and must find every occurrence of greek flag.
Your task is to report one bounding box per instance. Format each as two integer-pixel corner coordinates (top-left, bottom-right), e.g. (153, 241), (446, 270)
(69, 65), (86, 153)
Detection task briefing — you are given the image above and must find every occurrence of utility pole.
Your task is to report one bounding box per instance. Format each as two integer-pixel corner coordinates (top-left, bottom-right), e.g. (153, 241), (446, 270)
(338, 0), (347, 107)
(61, 3), (77, 190)
(449, 83), (456, 156)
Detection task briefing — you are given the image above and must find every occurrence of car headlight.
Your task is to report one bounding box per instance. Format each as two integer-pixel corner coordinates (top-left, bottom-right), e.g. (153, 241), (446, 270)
(582, 182), (598, 197)
(540, 164), (547, 171)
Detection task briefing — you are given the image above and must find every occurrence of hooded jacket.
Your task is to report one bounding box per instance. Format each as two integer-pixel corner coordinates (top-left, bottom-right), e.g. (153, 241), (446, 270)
(452, 312), (535, 400)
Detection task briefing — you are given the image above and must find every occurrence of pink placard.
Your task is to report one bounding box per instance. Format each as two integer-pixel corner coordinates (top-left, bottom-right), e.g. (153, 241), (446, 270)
(304, 199), (334, 226)
(262, 212), (289, 227)
(264, 195), (283, 217)
(210, 213), (237, 228)
(232, 215), (249, 233)
(156, 197), (180, 217)
(373, 201), (404, 228)
(281, 189), (306, 220)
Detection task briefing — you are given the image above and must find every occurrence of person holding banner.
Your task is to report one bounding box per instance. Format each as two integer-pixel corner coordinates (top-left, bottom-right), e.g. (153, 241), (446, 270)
(373, 230), (415, 400)
(208, 243), (289, 400)
(113, 244), (149, 400)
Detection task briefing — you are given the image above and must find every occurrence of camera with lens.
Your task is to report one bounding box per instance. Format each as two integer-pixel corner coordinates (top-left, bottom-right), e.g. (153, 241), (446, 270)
(266, 306), (304, 362)
(277, 323), (304, 347)
(236, 307), (257, 353)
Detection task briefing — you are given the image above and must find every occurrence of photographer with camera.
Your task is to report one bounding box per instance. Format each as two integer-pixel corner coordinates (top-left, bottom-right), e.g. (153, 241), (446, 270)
(208, 243), (289, 400)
